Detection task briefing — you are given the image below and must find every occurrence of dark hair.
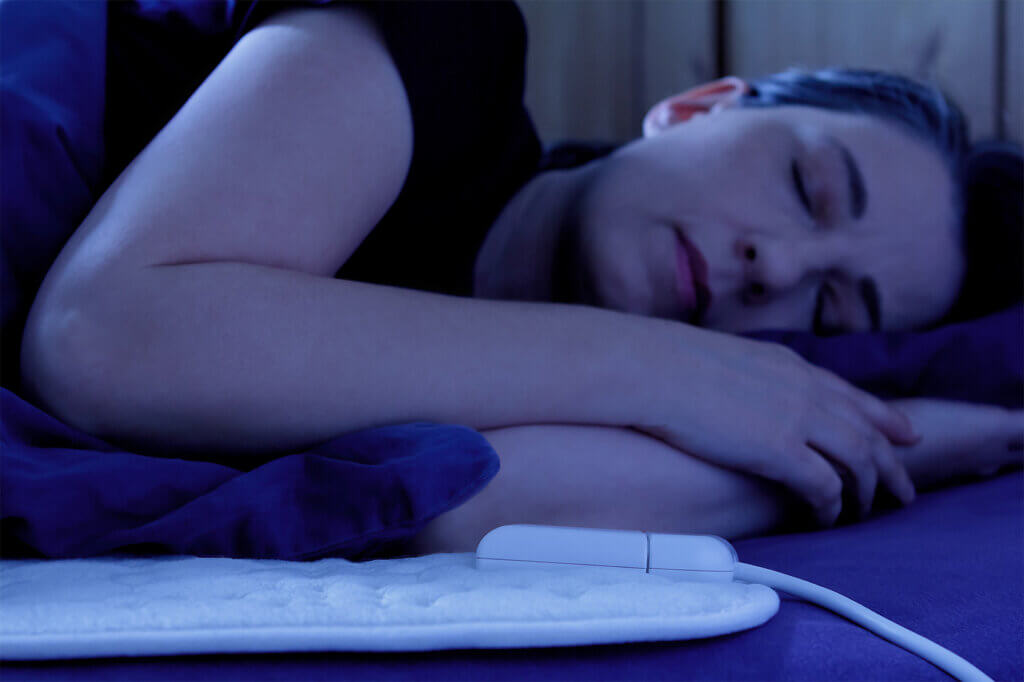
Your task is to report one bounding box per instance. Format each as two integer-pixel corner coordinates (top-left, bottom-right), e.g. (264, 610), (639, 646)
(739, 68), (1023, 325)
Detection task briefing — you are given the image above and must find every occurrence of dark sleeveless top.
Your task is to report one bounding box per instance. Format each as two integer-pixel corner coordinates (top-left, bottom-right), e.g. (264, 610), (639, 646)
(104, 0), (543, 296)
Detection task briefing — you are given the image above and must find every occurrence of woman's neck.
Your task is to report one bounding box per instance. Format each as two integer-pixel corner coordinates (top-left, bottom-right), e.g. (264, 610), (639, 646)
(473, 164), (597, 302)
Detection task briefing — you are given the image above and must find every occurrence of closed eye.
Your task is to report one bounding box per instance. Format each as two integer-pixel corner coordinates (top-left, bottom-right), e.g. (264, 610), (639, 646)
(791, 159), (812, 215)
(812, 283), (843, 336)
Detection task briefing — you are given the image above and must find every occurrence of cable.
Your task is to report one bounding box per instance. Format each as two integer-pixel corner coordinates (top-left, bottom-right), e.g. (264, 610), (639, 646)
(734, 563), (993, 682)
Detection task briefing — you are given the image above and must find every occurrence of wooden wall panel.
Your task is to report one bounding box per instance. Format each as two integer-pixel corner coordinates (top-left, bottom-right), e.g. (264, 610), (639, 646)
(518, 0), (1001, 143)
(642, 0), (717, 119)
(518, 0), (637, 143)
(518, 0), (716, 143)
(727, 0), (999, 139)
(1006, 0), (1023, 143)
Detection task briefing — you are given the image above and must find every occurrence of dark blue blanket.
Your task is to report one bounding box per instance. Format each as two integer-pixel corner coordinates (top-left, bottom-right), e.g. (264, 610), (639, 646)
(0, 388), (498, 560)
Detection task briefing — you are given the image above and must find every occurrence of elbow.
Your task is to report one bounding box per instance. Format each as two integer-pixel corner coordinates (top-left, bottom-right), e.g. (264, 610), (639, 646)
(19, 294), (117, 438)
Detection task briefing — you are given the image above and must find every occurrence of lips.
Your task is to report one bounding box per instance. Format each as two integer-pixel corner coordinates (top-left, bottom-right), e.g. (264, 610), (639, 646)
(675, 230), (711, 324)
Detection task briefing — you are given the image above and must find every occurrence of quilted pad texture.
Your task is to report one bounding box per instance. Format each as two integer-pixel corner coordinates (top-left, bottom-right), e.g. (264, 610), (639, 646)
(0, 553), (778, 659)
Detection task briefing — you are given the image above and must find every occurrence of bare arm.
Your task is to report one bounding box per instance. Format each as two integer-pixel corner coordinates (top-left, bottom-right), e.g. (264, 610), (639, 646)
(24, 261), (671, 457)
(16, 5), (675, 457)
(410, 403), (1023, 555)
(410, 424), (802, 554)
(887, 399), (1022, 491)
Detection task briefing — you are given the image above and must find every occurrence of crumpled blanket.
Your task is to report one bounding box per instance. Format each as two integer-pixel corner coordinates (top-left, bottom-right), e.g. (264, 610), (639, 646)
(0, 389), (498, 561)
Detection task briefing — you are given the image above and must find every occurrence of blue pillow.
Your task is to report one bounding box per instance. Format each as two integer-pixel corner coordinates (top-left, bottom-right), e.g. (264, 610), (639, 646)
(744, 303), (1023, 409)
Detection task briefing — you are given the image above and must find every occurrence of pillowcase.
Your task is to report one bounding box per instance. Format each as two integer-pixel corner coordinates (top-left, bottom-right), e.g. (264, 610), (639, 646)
(743, 303), (1023, 409)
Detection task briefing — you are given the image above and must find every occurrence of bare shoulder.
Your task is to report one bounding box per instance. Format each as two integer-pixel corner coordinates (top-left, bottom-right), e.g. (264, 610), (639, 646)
(250, 3), (386, 59)
(33, 1), (413, 313)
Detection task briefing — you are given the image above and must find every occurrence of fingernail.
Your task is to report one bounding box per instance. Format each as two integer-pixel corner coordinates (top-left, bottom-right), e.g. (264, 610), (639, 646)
(901, 431), (922, 446)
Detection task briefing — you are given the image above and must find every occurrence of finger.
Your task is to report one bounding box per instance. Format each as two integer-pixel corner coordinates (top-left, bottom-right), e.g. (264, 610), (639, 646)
(818, 401), (916, 510)
(869, 428), (916, 506)
(839, 397), (917, 506)
(815, 368), (919, 445)
(807, 417), (877, 520)
(768, 444), (844, 528)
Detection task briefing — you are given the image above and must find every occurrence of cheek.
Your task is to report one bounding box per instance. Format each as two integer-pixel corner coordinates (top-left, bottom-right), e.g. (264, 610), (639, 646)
(582, 217), (668, 314)
(566, 198), (638, 311)
(870, 225), (963, 328)
(576, 166), (667, 261)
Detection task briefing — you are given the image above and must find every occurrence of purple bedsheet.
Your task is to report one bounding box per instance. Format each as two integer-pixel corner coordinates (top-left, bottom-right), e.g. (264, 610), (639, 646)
(5, 470), (1021, 682)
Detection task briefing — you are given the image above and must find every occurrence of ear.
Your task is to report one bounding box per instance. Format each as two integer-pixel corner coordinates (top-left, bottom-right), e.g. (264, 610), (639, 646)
(642, 76), (751, 138)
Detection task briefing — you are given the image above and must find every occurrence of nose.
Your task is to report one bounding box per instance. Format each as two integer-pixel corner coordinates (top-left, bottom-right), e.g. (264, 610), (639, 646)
(735, 234), (820, 304)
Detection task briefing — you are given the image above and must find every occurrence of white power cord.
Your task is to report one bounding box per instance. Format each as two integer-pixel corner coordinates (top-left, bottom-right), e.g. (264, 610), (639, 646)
(477, 526), (997, 681)
(734, 562), (994, 682)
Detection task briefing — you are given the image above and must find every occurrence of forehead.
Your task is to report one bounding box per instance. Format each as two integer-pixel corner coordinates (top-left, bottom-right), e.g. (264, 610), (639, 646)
(760, 107), (963, 328)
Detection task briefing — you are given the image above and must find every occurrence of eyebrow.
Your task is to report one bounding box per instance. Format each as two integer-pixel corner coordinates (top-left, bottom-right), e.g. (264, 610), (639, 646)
(859, 277), (882, 331)
(827, 137), (867, 219)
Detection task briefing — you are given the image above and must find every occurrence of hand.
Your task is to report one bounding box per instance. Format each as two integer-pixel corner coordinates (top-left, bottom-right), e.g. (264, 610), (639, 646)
(887, 398), (1023, 491)
(633, 329), (919, 528)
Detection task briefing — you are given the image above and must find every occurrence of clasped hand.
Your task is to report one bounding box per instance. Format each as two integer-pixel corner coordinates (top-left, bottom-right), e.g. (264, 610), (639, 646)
(634, 330), (1022, 528)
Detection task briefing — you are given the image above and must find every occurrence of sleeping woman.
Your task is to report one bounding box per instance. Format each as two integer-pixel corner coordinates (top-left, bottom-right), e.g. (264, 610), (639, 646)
(17, 2), (1023, 554)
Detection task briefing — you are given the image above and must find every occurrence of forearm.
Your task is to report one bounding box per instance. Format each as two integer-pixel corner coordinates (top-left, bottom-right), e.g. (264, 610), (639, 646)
(410, 420), (969, 555)
(22, 261), (682, 457)
(888, 398), (1022, 492)
(410, 424), (801, 554)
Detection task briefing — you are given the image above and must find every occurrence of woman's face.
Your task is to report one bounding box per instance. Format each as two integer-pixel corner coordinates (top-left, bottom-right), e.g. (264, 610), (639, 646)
(565, 105), (963, 333)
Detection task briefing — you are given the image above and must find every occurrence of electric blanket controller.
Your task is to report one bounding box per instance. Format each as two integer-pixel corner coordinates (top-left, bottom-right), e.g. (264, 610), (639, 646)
(475, 524), (996, 682)
(476, 524), (736, 581)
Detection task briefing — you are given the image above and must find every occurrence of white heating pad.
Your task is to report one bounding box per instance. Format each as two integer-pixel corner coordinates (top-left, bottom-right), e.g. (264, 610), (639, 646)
(0, 553), (778, 660)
